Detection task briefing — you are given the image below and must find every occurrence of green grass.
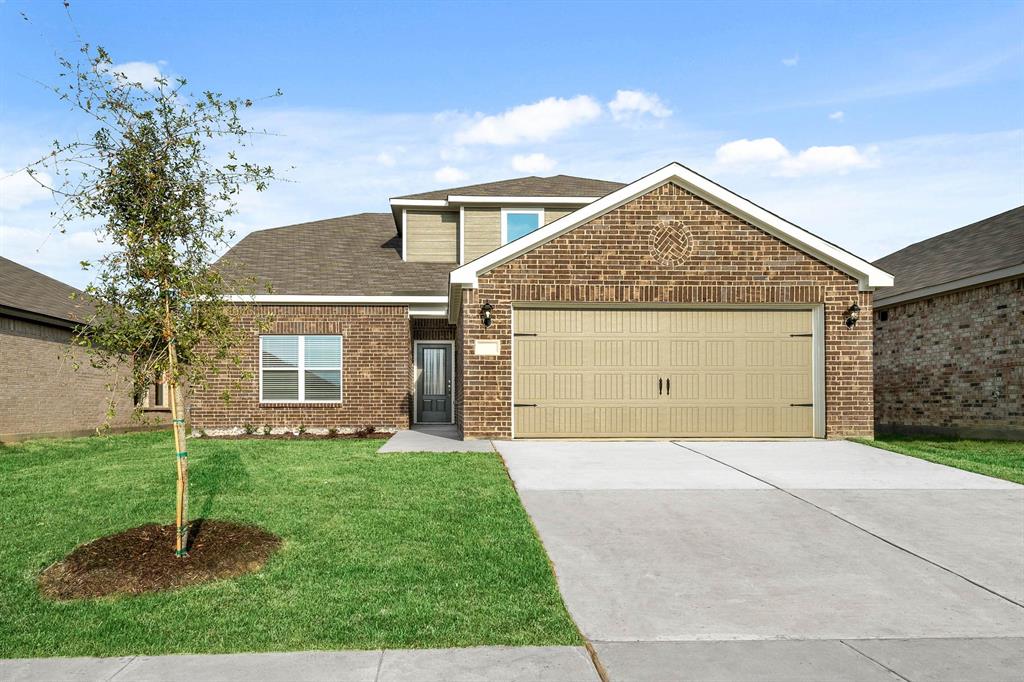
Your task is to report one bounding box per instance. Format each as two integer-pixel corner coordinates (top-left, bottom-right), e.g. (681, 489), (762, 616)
(853, 435), (1024, 484)
(0, 432), (580, 658)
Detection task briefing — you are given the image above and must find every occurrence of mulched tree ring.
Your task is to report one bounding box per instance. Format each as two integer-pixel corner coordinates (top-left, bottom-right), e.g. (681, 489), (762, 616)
(38, 520), (282, 601)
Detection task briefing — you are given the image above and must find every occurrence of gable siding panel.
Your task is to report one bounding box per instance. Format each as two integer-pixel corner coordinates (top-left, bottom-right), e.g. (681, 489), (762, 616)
(405, 211), (458, 263)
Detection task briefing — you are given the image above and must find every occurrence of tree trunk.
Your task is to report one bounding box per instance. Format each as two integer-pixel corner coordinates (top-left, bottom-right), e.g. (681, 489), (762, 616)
(169, 352), (189, 557)
(164, 295), (190, 558)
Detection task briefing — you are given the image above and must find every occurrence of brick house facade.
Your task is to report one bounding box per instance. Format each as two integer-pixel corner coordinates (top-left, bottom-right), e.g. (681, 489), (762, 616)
(194, 163), (892, 440)
(874, 279), (1023, 439)
(457, 183), (874, 439)
(0, 257), (170, 442)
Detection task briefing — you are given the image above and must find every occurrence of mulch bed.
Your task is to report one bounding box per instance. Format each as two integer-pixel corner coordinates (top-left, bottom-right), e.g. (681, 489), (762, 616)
(38, 520), (282, 601)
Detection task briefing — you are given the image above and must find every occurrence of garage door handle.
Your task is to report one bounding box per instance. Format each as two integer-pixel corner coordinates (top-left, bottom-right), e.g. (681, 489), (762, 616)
(658, 378), (662, 395)
(514, 403), (538, 408)
(666, 378), (671, 395)
(790, 403), (813, 407)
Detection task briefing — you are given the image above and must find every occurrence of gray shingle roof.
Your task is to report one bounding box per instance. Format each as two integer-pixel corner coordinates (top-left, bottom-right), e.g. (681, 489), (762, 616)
(218, 213), (453, 296)
(873, 205), (1024, 303)
(394, 174), (625, 200)
(0, 257), (91, 324)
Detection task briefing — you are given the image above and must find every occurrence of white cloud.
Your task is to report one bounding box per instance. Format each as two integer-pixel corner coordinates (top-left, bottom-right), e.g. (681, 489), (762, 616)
(376, 152), (396, 167)
(779, 145), (875, 176)
(0, 168), (53, 211)
(715, 137), (875, 177)
(782, 54), (800, 67)
(715, 138), (790, 166)
(511, 153), (556, 174)
(433, 166), (468, 183)
(608, 90), (672, 122)
(829, 111), (845, 121)
(454, 95), (602, 146)
(109, 61), (165, 89)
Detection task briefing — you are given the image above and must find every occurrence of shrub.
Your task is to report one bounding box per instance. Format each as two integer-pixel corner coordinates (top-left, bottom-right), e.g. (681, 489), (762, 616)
(262, 424), (272, 436)
(297, 424), (307, 436)
(243, 422), (256, 435)
(327, 427), (339, 438)
(355, 425), (376, 439)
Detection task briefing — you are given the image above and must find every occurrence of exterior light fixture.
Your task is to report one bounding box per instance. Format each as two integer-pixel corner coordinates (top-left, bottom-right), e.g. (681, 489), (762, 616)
(481, 301), (493, 328)
(845, 303), (861, 327)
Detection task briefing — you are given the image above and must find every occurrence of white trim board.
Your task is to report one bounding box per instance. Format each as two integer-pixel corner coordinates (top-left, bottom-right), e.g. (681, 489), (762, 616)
(874, 263), (1024, 309)
(449, 162), (894, 292)
(223, 295), (448, 304)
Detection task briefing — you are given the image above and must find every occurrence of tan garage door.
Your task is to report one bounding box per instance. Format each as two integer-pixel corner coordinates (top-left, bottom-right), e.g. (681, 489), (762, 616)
(513, 308), (814, 438)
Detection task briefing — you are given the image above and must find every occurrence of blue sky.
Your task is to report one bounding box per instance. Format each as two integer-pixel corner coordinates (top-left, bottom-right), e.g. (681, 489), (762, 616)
(2, 0), (1022, 287)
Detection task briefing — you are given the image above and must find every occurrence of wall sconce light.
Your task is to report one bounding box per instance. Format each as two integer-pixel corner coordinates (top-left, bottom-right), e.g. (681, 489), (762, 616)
(481, 301), (493, 328)
(845, 303), (861, 327)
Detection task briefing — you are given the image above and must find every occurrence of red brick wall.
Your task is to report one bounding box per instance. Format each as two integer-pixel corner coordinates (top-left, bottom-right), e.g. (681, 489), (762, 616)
(191, 305), (411, 433)
(459, 182), (874, 439)
(874, 278), (1023, 439)
(0, 314), (167, 441)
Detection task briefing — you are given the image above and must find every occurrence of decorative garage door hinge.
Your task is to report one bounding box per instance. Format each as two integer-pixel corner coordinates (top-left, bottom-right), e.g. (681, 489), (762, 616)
(790, 403), (813, 407)
(513, 333), (538, 337)
(514, 403), (539, 407)
(790, 333), (813, 337)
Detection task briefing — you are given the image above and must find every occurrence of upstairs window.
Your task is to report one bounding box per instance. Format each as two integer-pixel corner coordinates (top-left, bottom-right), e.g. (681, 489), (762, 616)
(501, 209), (545, 244)
(260, 335), (343, 403)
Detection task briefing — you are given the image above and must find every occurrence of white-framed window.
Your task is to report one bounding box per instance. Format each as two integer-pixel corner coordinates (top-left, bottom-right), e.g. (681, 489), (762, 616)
(260, 335), (343, 403)
(501, 208), (545, 244)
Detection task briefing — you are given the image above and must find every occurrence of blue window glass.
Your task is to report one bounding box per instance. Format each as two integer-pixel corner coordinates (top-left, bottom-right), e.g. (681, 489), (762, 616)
(505, 212), (542, 242)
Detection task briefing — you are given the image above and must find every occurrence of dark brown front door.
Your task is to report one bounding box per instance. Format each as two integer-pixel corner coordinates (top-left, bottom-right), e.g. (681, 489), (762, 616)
(416, 344), (452, 423)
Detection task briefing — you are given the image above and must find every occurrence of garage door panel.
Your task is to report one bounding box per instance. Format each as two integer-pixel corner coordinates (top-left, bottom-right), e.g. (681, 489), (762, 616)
(514, 308), (814, 438)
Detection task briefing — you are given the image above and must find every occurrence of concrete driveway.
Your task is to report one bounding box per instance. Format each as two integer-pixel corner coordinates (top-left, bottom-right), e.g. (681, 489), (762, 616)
(496, 440), (1024, 681)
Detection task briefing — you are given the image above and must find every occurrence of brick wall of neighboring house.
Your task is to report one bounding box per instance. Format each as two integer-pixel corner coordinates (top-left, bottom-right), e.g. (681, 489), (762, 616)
(0, 314), (166, 441)
(190, 305), (411, 434)
(874, 277), (1024, 439)
(458, 182), (874, 439)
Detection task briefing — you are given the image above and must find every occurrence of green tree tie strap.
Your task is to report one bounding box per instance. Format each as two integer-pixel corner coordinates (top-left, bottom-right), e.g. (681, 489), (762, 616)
(172, 419), (186, 425)
(177, 451), (188, 459)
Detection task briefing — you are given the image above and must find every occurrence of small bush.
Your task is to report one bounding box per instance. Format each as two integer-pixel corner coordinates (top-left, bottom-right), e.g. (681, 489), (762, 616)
(297, 424), (307, 436)
(327, 427), (339, 438)
(262, 424), (272, 436)
(243, 422), (256, 435)
(354, 425), (376, 439)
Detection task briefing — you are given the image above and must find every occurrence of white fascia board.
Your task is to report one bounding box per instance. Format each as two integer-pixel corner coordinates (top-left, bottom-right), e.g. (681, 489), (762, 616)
(447, 195), (598, 205)
(874, 262), (1024, 309)
(449, 162), (894, 290)
(389, 199), (449, 208)
(223, 295), (449, 304)
(408, 303), (449, 317)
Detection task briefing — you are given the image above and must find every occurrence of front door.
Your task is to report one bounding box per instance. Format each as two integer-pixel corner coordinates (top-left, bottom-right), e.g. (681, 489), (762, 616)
(416, 344), (452, 423)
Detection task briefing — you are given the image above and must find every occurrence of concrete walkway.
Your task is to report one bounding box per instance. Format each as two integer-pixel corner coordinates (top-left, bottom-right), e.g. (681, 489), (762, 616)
(497, 439), (1024, 681)
(0, 646), (600, 682)
(377, 425), (494, 453)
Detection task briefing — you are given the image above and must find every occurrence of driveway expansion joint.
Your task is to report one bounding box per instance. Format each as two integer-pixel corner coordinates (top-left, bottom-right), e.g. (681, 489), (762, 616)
(838, 640), (912, 682)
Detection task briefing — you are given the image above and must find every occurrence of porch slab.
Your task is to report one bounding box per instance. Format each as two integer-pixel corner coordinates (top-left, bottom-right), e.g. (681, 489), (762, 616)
(377, 425), (494, 453)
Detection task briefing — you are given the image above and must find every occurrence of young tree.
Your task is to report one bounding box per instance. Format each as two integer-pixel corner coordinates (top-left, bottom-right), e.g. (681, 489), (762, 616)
(25, 43), (277, 557)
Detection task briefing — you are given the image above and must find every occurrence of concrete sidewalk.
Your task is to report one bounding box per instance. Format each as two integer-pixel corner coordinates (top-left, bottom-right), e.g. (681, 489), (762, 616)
(377, 425), (493, 453)
(0, 646), (600, 682)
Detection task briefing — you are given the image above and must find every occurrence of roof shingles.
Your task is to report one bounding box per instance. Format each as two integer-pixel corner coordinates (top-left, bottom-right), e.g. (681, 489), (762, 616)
(218, 213), (453, 296)
(0, 257), (91, 324)
(873, 206), (1024, 303)
(394, 174), (625, 200)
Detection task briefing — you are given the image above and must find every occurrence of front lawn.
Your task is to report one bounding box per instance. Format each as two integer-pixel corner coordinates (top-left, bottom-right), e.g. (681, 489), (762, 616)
(0, 432), (579, 658)
(854, 435), (1024, 485)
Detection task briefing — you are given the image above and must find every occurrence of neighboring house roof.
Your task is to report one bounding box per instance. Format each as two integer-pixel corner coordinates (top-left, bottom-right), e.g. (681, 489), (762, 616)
(873, 205), (1024, 307)
(0, 256), (91, 326)
(447, 163), (894, 322)
(393, 175), (626, 201)
(217, 213), (453, 298)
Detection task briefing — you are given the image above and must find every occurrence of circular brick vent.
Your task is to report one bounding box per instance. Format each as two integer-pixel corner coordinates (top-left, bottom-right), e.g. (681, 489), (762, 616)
(649, 219), (693, 267)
